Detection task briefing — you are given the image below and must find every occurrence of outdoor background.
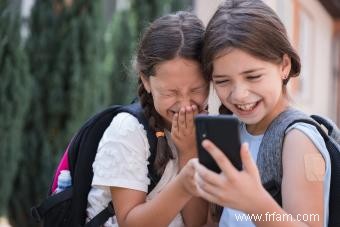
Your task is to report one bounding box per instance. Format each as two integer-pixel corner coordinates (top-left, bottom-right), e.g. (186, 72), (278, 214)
(0, 0), (339, 226)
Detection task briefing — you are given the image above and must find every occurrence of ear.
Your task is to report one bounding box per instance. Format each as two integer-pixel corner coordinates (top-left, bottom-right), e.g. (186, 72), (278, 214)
(140, 73), (151, 94)
(281, 54), (292, 79)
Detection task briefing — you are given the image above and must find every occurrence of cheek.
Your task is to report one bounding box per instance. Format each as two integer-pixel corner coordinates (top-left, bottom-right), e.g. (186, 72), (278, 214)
(150, 95), (164, 113)
(193, 91), (209, 104)
(266, 80), (283, 98)
(153, 96), (173, 112)
(189, 92), (209, 111)
(214, 86), (230, 102)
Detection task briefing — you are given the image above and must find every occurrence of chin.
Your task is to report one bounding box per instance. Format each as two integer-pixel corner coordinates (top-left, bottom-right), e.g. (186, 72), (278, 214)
(239, 117), (259, 125)
(233, 110), (261, 125)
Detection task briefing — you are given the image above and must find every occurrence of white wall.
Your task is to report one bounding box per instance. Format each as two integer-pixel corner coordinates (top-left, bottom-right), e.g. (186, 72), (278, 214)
(194, 0), (222, 114)
(194, 0), (223, 26)
(293, 0), (334, 120)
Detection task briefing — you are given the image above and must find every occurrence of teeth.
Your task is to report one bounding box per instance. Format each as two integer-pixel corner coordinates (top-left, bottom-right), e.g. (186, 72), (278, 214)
(236, 102), (257, 111)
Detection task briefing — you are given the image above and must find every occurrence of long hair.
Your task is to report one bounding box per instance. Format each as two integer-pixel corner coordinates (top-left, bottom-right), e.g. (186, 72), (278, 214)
(203, 0), (301, 220)
(203, 0), (301, 86)
(135, 11), (205, 175)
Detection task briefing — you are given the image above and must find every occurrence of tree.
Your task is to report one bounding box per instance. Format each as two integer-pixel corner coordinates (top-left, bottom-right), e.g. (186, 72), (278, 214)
(0, 0), (32, 218)
(8, 0), (193, 225)
(105, 0), (193, 104)
(104, 8), (138, 104)
(131, 0), (192, 34)
(8, 0), (110, 226)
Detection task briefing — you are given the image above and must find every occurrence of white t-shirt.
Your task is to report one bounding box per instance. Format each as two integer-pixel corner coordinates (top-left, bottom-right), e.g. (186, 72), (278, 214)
(219, 123), (331, 227)
(86, 112), (184, 227)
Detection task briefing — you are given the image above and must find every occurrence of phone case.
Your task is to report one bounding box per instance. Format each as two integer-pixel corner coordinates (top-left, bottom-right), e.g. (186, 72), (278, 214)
(195, 115), (242, 172)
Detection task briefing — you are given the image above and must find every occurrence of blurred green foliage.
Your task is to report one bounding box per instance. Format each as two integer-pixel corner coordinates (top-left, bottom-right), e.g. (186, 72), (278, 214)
(0, 0), (33, 217)
(0, 0), (192, 226)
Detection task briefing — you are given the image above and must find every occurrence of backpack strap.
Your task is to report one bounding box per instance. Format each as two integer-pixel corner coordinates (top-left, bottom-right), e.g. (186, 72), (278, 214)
(31, 188), (73, 222)
(310, 115), (340, 144)
(67, 105), (124, 226)
(83, 103), (159, 227)
(288, 117), (340, 227)
(85, 103), (159, 226)
(257, 107), (309, 205)
(31, 102), (160, 226)
(116, 103), (160, 191)
(84, 202), (115, 227)
(287, 118), (330, 141)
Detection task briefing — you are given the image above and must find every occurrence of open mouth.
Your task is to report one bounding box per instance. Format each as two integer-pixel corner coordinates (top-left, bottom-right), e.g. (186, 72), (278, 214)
(234, 100), (261, 113)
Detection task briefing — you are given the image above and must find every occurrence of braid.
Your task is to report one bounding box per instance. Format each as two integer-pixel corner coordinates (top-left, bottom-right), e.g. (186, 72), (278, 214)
(138, 79), (174, 176)
(135, 11), (205, 176)
(209, 203), (223, 223)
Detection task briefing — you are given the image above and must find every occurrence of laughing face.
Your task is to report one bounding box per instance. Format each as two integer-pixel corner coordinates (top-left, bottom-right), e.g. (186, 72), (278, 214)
(141, 57), (209, 128)
(212, 48), (291, 134)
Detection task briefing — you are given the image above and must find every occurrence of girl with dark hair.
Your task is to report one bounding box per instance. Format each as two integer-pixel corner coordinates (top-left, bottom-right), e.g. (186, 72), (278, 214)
(85, 11), (209, 227)
(192, 0), (331, 226)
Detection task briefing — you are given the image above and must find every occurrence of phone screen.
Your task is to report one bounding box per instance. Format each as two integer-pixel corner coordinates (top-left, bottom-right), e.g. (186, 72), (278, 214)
(195, 115), (242, 173)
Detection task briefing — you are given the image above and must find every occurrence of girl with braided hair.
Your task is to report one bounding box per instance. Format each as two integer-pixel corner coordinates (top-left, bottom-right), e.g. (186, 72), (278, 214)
(86, 11), (209, 227)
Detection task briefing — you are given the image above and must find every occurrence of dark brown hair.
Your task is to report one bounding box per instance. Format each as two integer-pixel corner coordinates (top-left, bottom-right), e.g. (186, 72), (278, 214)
(204, 0), (301, 218)
(203, 0), (301, 86)
(135, 11), (205, 175)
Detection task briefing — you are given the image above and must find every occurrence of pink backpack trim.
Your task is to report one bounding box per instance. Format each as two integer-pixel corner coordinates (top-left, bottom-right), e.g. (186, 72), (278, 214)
(51, 145), (70, 192)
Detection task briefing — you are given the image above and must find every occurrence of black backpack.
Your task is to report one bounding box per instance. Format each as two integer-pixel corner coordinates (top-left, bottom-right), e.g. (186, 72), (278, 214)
(31, 102), (160, 227)
(258, 109), (340, 227)
(289, 116), (340, 227)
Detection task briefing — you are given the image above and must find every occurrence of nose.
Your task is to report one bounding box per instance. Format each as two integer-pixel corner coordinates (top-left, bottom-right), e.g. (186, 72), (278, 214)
(229, 84), (249, 103)
(178, 95), (194, 108)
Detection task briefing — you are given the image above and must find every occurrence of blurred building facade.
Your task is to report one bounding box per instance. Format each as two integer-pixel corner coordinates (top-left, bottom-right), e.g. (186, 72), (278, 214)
(195, 0), (340, 125)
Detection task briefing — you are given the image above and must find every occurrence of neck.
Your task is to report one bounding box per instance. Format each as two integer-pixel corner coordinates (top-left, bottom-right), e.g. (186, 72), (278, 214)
(246, 98), (290, 135)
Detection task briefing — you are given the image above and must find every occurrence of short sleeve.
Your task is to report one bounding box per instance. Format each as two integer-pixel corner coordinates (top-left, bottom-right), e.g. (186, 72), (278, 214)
(286, 122), (331, 227)
(92, 112), (151, 192)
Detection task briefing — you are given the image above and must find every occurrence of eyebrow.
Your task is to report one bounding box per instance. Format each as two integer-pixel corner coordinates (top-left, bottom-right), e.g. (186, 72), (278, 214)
(160, 84), (207, 93)
(192, 84), (208, 89)
(212, 68), (265, 78)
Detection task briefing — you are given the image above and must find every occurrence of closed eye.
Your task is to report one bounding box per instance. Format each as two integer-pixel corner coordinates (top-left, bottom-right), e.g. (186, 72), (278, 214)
(247, 75), (262, 80)
(214, 79), (230, 85)
(191, 86), (207, 94)
(160, 92), (176, 97)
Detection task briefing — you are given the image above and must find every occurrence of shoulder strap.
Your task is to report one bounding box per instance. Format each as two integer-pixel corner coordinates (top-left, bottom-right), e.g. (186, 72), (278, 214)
(310, 115), (340, 144)
(83, 103), (160, 227)
(257, 107), (308, 205)
(31, 102), (160, 226)
(67, 102), (159, 226)
(288, 117), (340, 227)
(257, 110), (340, 226)
(115, 103), (160, 192)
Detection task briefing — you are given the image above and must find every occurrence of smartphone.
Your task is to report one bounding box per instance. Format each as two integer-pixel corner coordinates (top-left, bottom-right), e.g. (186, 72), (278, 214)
(195, 115), (242, 173)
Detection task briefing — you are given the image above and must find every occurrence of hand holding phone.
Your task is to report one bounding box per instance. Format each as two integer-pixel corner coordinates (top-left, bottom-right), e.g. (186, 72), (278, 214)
(195, 115), (242, 173)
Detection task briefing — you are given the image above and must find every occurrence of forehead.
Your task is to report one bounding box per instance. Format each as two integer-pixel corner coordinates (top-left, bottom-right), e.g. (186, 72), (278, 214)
(213, 49), (266, 69)
(151, 57), (206, 87)
(213, 49), (274, 75)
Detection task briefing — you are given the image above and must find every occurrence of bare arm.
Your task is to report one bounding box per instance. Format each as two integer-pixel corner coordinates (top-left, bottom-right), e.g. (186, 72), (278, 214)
(280, 129), (324, 226)
(173, 106), (209, 226)
(179, 156), (208, 226)
(252, 129), (325, 227)
(110, 170), (192, 227)
(194, 132), (326, 227)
